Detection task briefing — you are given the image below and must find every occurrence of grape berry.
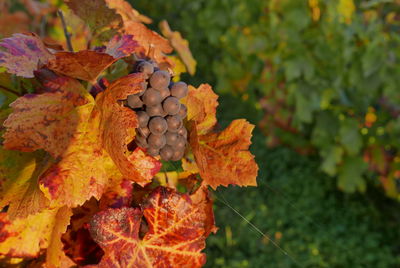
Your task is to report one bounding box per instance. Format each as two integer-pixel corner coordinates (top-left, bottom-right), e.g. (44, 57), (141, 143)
(126, 60), (188, 161)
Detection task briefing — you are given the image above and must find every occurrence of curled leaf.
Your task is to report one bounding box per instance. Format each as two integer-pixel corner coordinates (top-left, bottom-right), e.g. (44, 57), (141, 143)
(96, 73), (161, 185)
(90, 187), (211, 268)
(0, 33), (54, 78)
(160, 20), (196, 75)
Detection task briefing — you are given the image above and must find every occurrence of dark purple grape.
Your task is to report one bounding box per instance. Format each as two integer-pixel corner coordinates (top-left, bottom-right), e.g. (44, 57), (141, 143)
(137, 127), (150, 138)
(149, 70), (171, 90)
(142, 88), (162, 106)
(177, 127), (187, 138)
(165, 131), (179, 145)
(178, 104), (187, 118)
(127, 95), (143, 109)
(166, 115), (183, 133)
(160, 145), (174, 161)
(175, 135), (187, 150)
(146, 104), (166, 117)
(148, 116), (168, 135)
(137, 61), (154, 76)
(135, 135), (148, 148)
(158, 87), (170, 101)
(170, 82), (188, 99)
(147, 134), (166, 149)
(171, 148), (184, 161)
(147, 147), (159, 157)
(135, 82), (147, 96)
(163, 97), (181, 115)
(136, 111), (149, 128)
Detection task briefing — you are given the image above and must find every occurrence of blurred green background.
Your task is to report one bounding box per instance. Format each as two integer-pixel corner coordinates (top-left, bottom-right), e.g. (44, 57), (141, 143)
(135, 0), (400, 267)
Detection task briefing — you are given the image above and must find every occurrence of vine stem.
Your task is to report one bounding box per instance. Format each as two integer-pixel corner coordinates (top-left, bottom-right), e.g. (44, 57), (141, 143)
(57, 10), (74, 52)
(0, 85), (20, 96)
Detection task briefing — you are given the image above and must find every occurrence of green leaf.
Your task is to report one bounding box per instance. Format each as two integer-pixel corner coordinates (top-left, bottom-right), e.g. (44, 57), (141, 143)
(338, 156), (368, 193)
(339, 118), (362, 155)
(321, 146), (343, 176)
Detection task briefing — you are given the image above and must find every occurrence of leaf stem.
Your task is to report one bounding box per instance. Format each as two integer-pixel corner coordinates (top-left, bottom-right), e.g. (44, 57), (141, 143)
(0, 85), (21, 96)
(57, 10), (74, 52)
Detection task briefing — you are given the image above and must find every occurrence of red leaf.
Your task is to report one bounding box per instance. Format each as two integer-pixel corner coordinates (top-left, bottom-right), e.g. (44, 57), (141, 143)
(89, 187), (212, 268)
(0, 33), (54, 78)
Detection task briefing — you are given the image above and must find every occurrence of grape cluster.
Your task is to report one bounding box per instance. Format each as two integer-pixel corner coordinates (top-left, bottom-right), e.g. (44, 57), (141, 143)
(127, 60), (188, 161)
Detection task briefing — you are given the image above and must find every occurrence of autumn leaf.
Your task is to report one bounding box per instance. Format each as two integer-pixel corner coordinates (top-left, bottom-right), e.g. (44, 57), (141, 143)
(186, 84), (258, 189)
(96, 73), (161, 186)
(0, 147), (49, 219)
(159, 20), (196, 75)
(0, 206), (71, 259)
(89, 187), (212, 268)
(62, 198), (104, 266)
(124, 21), (173, 66)
(65, 0), (122, 35)
(190, 185), (218, 236)
(0, 33), (54, 78)
(3, 70), (90, 157)
(186, 84), (218, 135)
(190, 120), (258, 189)
(47, 35), (138, 82)
(3, 70), (116, 207)
(105, 0), (152, 24)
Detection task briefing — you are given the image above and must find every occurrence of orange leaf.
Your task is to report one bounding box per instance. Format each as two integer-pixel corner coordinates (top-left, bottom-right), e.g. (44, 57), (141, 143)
(186, 84), (258, 189)
(96, 73), (161, 186)
(2, 70), (119, 207)
(0, 206), (71, 259)
(190, 120), (258, 189)
(124, 21), (173, 65)
(159, 20), (197, 75)
(0, 33), (54, 78)
(47, 35), (138, 82)
(90, 187), (212, 268)
(186, 84), (218, 135)
(190, 185), (218, 236)
(105, 0), (152, 24)
(3, 70), (90, 157)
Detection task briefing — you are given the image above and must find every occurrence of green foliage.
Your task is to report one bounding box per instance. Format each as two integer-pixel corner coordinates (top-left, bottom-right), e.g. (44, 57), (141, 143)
(135, 0), (400, 198)
(210, 95), (400, 267)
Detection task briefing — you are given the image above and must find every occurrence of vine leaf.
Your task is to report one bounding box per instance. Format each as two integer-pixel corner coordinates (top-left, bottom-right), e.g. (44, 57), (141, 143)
(0, 33), (54, 78)
(89, 187), (212, 268)
(96, 73), (161, 186)
(124, 21), (173, 66)
(186, 84), (258, 189)
(190, 120), (258, 189)
(186, 84), (218, 135)
(3, 70), (91, 157)
(0, 147), (49, 219)
(105, 0), (152, 24)
(47, 35), (138, 82)
(0, 206), (71, 259)
(65, 0), (122, 35)
(159, 20), (197, 75)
